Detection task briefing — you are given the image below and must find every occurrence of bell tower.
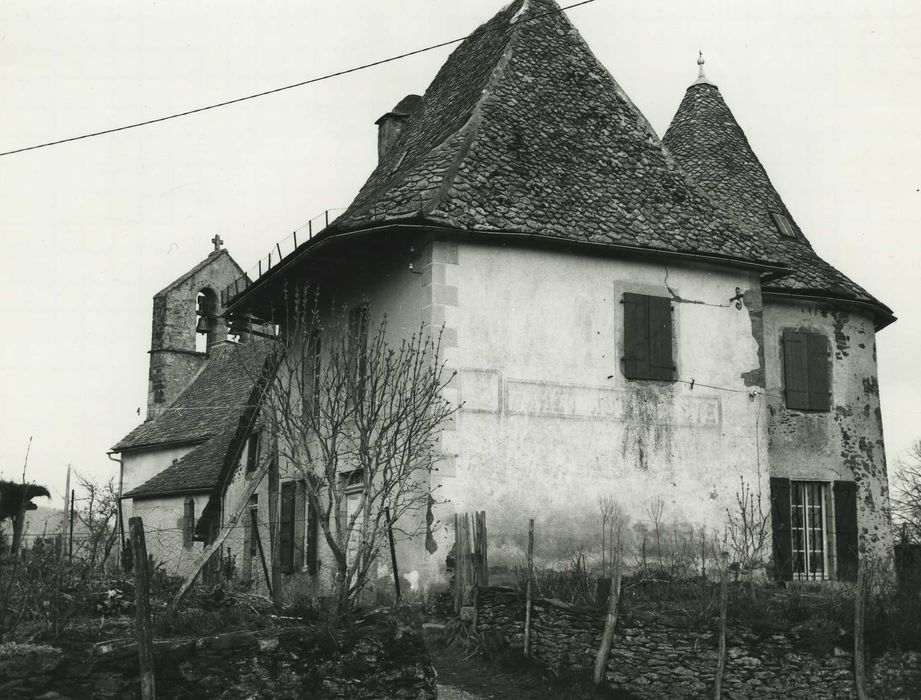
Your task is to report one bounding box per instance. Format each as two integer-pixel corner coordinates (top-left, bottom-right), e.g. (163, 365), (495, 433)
(146, 237), (244, 419)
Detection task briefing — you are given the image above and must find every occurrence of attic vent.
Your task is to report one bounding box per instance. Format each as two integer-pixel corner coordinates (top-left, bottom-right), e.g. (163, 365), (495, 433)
(771, 212), (796, 238)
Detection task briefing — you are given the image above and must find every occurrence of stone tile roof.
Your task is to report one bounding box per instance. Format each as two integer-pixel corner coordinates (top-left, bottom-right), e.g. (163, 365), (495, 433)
(112, 342), (268, 452)
(332, 0), (782, 268)
(125, 427), (236, 498)
(663, 82), (893, 324)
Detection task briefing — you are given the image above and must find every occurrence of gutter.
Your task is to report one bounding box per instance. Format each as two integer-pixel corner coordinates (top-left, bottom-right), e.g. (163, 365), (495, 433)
(227, 219), (789, 312)
(107, 451), (126, 566)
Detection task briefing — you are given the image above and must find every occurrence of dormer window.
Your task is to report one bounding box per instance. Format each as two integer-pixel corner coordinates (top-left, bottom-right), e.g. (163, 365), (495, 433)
(770, 212), (796, 238)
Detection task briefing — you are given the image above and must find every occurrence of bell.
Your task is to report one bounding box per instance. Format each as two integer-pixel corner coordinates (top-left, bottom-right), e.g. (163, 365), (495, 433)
(195, 315), (213, 334)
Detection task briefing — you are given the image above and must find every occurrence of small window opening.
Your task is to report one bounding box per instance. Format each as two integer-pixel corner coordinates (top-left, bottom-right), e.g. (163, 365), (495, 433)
(195, 289), (218, 353)
(183, 497), (195, 547)
(771, 212), (796, 238)
(245, 431), (260, 474)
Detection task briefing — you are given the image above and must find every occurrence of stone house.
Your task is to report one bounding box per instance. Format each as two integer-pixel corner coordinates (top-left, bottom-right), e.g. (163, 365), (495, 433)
(116, 0), (895, 596)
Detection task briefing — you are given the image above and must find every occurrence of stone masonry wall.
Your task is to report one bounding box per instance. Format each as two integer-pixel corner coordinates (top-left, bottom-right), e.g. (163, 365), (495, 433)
(0, 622), (436, 699)
(476, 587), (921, 699)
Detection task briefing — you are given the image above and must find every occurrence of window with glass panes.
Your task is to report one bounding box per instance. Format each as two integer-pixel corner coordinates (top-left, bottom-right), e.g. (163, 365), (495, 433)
(790, 481), (830, 580)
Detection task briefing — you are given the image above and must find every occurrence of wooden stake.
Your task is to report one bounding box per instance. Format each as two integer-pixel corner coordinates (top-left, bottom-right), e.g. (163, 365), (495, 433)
(68, 489), (75, 564)
(593, 545), (622, 686)
(61, 464), (71, 563)
(854, 557), (868, 700)
(714, 551), (729, 700)
(524, 518), (534, 656)
(385, 507), (401, 603)
(250, 509), (273, 598)
(129, 517), (156, 700)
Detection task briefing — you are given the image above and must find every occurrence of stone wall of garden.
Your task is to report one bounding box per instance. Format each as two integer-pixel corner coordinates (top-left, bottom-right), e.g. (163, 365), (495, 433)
(476, 586), (921, 699)
(0, 617), (436, 699)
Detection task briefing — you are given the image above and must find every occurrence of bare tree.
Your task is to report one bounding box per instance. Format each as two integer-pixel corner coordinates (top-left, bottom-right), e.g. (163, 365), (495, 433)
(74, 475), (120, 572)
(645, 495), (666, 566)
(723, 476), (770, 577)
(599, 496), (629, 577)
(893, 440), (921, 543)
(243, 290), (457, 611)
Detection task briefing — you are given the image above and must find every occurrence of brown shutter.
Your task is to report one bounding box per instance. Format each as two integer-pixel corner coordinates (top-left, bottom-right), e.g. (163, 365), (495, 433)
(648, 296), (674, 381)
(279, 481), (296, 573)
(782, 331), (810, 410)
(622, 293), (649, 379)
(806, 334), (831, 411)
(834, 481), (859, 582)
(770, 477), (793, 581)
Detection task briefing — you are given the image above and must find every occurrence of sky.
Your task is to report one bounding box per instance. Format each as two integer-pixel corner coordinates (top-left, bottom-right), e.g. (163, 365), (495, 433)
(1, 0), (919, 506)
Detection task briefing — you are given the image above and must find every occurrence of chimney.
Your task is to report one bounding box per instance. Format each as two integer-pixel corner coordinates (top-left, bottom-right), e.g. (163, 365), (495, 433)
(375, 94), (422, 162)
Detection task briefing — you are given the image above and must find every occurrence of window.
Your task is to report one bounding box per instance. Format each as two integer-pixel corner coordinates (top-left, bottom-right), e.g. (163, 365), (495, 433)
(183, 497), (195, 547)
(309, 330), (322, 417)
(622, 293), (675, 381)
(771, 212), (796, 238)
(245, 431), (260, 474)
(770, 478), (858, 582)
(248, 495), (259, 558)
(279, 481), (297, 574)
(782, 331), (831, 411)
(342, 469), (366, 568)
(349, 303), (370, 390)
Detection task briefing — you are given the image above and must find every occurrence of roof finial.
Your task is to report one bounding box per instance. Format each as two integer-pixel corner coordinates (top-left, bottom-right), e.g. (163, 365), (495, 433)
(693, 50), (714, 86)
(212, 234), (224, 252)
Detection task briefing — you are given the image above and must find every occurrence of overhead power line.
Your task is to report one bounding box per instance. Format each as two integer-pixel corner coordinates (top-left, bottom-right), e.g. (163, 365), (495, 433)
(0, 0), (600, 158)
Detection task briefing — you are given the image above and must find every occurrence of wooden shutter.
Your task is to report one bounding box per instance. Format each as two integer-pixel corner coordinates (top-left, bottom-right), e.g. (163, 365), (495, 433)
(770, 477), (793, 581)
(183, 498), (195, 546)
(806, 334), (831, 411)
(623, 293), (649, 379)
(279, 481), (296, 573)
(782, 331), (810, 410)
(834, 481), (859, 582)
(306, 497), (319, 575)
(293, 482), (306, 570)
(648, 296), (674, 381)
(246, 432), (260, 473)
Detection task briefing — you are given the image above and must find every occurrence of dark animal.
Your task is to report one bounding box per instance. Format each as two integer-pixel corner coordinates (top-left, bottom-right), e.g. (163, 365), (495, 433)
(0, 479), (51, 521)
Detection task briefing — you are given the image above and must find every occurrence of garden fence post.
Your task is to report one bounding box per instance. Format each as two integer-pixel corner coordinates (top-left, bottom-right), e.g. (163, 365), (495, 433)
(129, 517), (156, 700)
(524, 518), (534, 656)
(854, 557), (868, 700)
(714, 551), (729, 700)
(593, 544), (622, 686)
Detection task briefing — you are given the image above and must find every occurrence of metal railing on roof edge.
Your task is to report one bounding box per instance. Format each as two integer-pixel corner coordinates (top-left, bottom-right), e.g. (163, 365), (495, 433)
(220, 208), (345, 308)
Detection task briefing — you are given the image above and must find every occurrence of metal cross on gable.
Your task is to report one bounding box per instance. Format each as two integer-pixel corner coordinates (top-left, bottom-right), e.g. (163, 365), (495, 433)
(212, 234), (224, 251)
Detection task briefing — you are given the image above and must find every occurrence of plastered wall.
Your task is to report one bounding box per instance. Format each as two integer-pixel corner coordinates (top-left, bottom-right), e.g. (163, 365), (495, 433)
(762, 297), (892, 557)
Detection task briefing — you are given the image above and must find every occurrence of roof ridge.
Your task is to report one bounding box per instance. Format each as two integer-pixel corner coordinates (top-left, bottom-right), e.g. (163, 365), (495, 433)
(426, 9), (524, 221)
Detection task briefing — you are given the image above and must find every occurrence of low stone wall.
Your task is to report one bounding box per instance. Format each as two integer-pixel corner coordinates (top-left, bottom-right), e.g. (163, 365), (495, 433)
(0, 617), (436, 699)
(476, 587), (921, 699)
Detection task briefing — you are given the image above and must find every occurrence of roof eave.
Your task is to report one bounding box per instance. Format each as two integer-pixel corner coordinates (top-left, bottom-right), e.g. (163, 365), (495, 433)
(127, 486), (214, 500)
(762, 288), (896, 331)
(226, 218), (788, 315)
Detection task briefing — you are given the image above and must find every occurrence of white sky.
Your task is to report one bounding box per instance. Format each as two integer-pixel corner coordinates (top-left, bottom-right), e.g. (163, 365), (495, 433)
(1, 0), (919, 505)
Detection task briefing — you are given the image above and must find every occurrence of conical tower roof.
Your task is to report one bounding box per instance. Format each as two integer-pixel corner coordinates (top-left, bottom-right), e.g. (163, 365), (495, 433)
(663, 75), (893, 327)
(334, 0), (780, 268)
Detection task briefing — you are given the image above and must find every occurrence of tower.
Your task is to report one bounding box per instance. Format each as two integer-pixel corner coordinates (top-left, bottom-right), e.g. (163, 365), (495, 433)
(146, 236), (244, 419)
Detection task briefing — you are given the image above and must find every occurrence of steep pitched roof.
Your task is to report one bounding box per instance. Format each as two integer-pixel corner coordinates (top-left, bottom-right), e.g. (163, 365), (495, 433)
(332, 0), (781, 268)
(112, 341), (269, 452)
(124, 427), (236, 498)
(663, 80), (893, 326)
